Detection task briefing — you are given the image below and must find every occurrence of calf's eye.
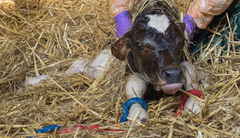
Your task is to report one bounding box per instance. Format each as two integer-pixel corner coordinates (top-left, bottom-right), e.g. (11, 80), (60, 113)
(133, 42), (143, 52)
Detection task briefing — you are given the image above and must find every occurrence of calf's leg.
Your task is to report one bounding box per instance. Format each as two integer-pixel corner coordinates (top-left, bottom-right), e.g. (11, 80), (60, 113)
(180, 61), (198, 91)
(180, 61), (204, 115)
(125, 74), (148, 124)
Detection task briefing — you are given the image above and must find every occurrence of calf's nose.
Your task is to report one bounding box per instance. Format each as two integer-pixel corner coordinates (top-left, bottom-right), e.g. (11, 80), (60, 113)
(161, 68), (182, 77)
(160, 67), (182, 84)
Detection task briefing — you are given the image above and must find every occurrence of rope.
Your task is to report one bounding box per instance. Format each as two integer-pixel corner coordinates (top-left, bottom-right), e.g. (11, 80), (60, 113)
(176, 89), (204, 118)
(120, 97), (148, 122)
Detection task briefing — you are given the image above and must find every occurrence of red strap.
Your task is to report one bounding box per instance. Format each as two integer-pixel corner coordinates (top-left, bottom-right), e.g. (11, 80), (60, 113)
(88, 125), (124, 132)
(188, 89), (205, 98)
(176, 89), (204, 118)
(88, 125), (103, 130)
(61, 125), (85, 133)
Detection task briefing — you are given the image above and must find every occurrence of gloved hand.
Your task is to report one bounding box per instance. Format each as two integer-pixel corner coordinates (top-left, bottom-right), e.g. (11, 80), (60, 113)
(186, 0), (234, 30)
(109, 0), (134, 38)
(114, 10), (132, 38)
(183, 14), (196, 42)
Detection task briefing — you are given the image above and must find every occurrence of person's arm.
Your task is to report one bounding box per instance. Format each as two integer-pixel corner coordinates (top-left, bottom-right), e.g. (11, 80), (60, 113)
(183, 0), (234, 41)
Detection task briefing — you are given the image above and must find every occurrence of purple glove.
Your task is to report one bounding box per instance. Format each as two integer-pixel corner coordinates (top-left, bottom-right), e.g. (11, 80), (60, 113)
(183, 14), (196, 42)
(114, 10), (132, 38)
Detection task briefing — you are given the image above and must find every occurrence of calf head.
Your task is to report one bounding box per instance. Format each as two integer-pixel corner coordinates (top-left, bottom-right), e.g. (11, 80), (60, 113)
(111, 0), (186, 95)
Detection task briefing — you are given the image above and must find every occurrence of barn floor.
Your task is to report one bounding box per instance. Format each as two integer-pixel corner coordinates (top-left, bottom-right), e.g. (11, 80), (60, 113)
(0, 0), (240, 138)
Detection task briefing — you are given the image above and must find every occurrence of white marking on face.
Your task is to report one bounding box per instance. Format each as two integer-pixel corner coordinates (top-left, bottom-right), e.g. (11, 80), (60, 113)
(146, 14), (170, 33)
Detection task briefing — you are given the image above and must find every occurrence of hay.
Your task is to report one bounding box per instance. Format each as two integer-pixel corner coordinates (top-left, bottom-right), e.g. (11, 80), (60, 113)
(0, 0), (240, 137)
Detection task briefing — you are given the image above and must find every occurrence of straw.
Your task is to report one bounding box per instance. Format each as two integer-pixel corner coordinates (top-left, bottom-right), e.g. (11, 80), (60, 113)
(1, 0), (240, 137)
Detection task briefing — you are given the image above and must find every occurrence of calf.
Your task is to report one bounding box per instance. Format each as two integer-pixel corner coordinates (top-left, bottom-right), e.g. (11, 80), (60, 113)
(111, 0), (195, 124)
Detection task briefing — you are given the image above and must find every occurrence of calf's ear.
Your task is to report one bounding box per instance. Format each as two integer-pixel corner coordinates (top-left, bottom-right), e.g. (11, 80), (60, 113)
(111, 32), (131, 61)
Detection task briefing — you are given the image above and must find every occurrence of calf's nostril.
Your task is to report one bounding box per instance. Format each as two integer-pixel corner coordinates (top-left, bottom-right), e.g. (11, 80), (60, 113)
(161, 70), (170, 78)
(161, 68), (182, 78)
(180, 70), (183, 75)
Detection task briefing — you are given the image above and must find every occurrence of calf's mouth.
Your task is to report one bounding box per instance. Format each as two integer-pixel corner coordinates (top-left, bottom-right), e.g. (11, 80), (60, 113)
(161, 83), (183, 95)
(153, 73), (186, 95)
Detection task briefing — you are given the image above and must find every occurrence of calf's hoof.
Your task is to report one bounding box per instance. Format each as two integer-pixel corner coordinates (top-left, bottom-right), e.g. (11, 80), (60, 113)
(128, 104), (148, 125)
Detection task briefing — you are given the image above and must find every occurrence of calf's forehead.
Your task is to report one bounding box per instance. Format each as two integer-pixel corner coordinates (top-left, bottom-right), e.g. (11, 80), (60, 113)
(128, 12), (185, 63)
(146, 14), (170, 34)
(131, 14), (182, 50)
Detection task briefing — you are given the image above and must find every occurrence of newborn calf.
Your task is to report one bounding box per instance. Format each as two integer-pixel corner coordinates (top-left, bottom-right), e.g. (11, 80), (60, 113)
(111, 0), (192, 124)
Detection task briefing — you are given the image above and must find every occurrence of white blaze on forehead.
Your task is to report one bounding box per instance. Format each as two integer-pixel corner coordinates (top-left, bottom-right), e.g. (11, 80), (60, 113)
(146, 14), (170, 33)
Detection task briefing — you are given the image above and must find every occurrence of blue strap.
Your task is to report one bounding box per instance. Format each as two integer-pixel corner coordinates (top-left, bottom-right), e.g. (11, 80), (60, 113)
(120, 97), (148, 122)
(36, 124), (62, 133)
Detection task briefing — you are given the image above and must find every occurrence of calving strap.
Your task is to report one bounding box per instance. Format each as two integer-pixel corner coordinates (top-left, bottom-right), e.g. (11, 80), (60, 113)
(35, 124), (123, 135)
(175, 89), (204, 118)
(120, 97), (148, 122)
(36, 124), (61, 133)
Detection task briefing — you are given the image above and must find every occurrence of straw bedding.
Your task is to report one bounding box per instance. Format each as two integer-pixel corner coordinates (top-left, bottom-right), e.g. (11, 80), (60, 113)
(0, 0), (240, 137)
